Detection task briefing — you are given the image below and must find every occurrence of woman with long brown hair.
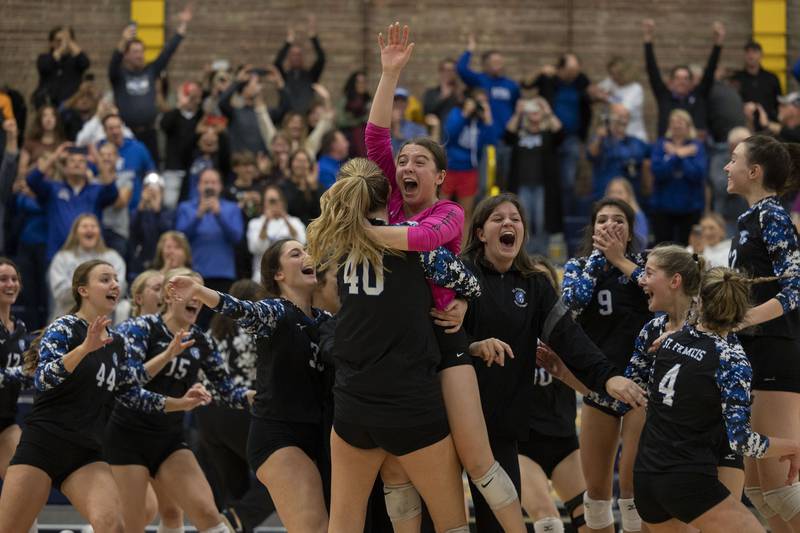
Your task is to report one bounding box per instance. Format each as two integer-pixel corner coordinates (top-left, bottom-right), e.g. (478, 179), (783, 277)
(0, 259), (209, 533)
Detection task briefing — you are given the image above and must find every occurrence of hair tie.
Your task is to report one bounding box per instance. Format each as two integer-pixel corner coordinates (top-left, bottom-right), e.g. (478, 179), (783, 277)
(723, 271), (732, 282)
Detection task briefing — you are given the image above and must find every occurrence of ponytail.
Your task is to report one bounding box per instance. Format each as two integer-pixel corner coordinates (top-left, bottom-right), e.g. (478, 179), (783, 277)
(698, 267), (780, 335)
(306, 158), (394, 273)
(742, 135), (800, 196)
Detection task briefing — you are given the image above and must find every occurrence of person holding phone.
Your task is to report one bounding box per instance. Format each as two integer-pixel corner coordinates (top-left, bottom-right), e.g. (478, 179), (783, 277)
(175, 168), (243, 328)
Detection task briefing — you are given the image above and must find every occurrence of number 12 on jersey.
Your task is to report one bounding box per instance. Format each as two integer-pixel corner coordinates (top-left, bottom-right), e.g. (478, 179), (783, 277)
(658, 363), (681, 406)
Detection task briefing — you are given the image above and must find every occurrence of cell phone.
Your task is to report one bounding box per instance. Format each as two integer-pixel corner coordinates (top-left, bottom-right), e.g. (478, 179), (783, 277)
(249, 68), (268, 77)
(67, 146), (88, 155)
(203, 187), (215, 199)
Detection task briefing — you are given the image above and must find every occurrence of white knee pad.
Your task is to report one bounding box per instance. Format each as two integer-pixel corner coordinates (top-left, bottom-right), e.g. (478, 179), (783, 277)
(533, 516), (564, 533)
(470, 461), (518, 510)
(582, 492), (614, 530)
(443, 527), (470, 533)
(383, 482), (422, 523)
(764, 482), (800, 522)
(617, 498), (642, 532)
(744, 486), (777, 519)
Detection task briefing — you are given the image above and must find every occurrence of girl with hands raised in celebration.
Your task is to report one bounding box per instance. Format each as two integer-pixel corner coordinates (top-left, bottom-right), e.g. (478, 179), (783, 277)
(168, 239), (332, 533)
(366, 23), (527, 533)
(561, 198), (651, 533)
(0, 260), (209, 533)
(106, 267), (251, 533)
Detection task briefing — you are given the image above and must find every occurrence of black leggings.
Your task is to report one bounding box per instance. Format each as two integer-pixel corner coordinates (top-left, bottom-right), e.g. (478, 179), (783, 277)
(195, 406), (275, 531)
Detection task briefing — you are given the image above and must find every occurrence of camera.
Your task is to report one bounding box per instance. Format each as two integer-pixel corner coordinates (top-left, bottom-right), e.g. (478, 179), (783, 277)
(203, 187), (216, 199)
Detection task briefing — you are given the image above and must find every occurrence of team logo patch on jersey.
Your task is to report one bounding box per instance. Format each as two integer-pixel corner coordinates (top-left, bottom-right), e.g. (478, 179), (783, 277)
(57, 189), (71, 202)
(190, 347), (200, 360)
(512, 288), (528, 308)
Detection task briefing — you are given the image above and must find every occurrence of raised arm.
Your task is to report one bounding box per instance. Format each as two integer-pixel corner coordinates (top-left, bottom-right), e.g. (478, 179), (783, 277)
(642, 19), (668, 97)
(368, 23), (415, 129)
(456, 35), (482, 88)
(365, 201), (464, 252)
(696, 22), (724, 98)
(561, 252), (606, 314)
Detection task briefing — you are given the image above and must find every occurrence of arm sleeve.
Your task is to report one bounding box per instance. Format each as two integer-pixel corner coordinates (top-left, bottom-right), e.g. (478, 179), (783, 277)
(444, 108), (467, 140)
(97, 182), (120, 210)
(650, 141), (680, 183)
(215, 203), (244, 244)
(175, 203), (201, 239)
(365, 122), (400, 204)
(217, 82), (241, 120)
(560, 252), (607, 315)
(759, 205), (800, 314)
(644, 43), (668, 97)
(309, 37), (325, 82)
(212, 292), (287, 338)
(109, 50), (123, 84)
(26, 167), (51, 201)
(0, 151), (19, 202)
(75, 51), (90, 73)
(418, 249), (482, 300)
(199, 333), (249, 409)
(680, 143), (709, 184)
(34, 321), (74, 391)
(406, 201), (464, 252)
(247, 217), (270, 255)
(538, 279), (619, 394)
(624, 318), (663, 390)
(274, 42), (290, 77)
(716, 344), (769, 458)
(114, 317), (153, 383)
(697, 45), (722, 98)
(114, 335), (167, 413)
(150, 34), (183, 75)
(37, 53), (56, 77)
(456, 51), (481, 87)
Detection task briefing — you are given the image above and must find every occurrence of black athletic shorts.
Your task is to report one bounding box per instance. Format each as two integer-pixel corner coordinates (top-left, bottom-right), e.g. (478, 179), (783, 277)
(103, 419), (188, 477)
(583, 395), (623, 419)
(739, 335), (800, 393)
(517, 429), (579, 478)
(435, 327), (473, 371)
(246, 417), (325, 472)
(717, 438), (744, 470)
(334, 418), (450, 457)
(10, 424), (103, 489)
(634, 471), (729, 524)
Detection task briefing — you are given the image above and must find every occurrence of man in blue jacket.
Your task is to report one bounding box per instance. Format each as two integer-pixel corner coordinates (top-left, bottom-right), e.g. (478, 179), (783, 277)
(26, 143), (118, 262)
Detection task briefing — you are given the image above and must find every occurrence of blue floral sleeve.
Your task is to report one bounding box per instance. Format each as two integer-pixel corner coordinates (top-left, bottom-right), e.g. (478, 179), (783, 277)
(196, 329), (249, 410)
(34, 316), (79, 391)
(715, 340), (769, 458)
(115, 316), (155, 383)
(561, 250), (607, 315)
(629, 252), (648, 285)
(418, 248), (482, 300)
(213, 292), (287, 338)
(114, 333), (167, 413)
(759, 202), (800, 314)
(2, 367), (33, 389)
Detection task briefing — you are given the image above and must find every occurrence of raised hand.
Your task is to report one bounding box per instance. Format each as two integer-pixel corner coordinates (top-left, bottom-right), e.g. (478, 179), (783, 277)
(167, 275), (201, 302)
(165, 329), (196, 360)
(712, 21), (725, 45)
(81, 316), (113, 353)
(122, 24), (137, 42)
(307, 14), (317, 37)
(178, 3), (193, 24)
(287, 26), (296, 44)
(642, 18), (655, 42)
(467, 33), (477, 52)
(378, 22), (415, 76)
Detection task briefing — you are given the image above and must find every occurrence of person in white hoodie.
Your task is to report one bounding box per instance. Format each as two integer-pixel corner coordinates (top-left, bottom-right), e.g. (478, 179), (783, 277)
(48, 213), (126, 320)
(699, 212), (732, 267)
(247, 185), (306, 283)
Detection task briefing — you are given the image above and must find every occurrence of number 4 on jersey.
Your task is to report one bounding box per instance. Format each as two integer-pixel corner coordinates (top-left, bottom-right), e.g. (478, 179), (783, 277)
(343, 258), (384, 296)
(658, 363), (681, 406)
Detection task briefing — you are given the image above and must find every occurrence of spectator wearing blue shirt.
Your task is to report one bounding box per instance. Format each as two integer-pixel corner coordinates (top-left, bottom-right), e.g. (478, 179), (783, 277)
(650, 109), (708, 246)
(26, 143), (118, 262)
(587, 105), (651, 201)
(456, 34), (520, 140)
(175, 168), (243, 327)
(101, 114), (154, 212)
(390, 88), (427, 154)
(317, 129), (350, 190)
(443, 88), (494, 230)
(531, 54), (593, 217)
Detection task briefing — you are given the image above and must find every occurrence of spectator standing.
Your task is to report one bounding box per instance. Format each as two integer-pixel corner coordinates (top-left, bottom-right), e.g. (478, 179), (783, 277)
(587, 104), (651, 201)
(17, 105), (65, 178)
(47, 213), (126, 320)
(642, 19), (724, 137)
(650, 110), (708, 245)
(101, 114), (155, 211)
(595, 57), (647, 142)
(504, 97), (563, 253)
(336, 71), (371, 157)
(605, 177), (650, 250)
(161, 81), (204, 206)
(423, 58), (461, 135)
(218, 67), (275, 155)
(128, 175), (174, 281)
(443, 88), (494, 230)
(273, 15), (325, 116)
(732, 40), (782, 121)
(389, 87), (427, 154)
(225, 151), (264, 280)
(185, 125), (231, 202)
(75, 99), (134, 147)
(317, 129), (349, 191)
(175, 168), (243, 314)
(281, 149), (321, 225)
(109, 4), (193, 161)
(0, 120), (18, 256)
(246, 185), (306, 284)
(531, 54), (593, 215)
(59, 78), (101, 141)
(92, 142), (132, 258)
(457, 34), (519, 140)
(34, 26), (90, 107)
(26, 143), (118, 262)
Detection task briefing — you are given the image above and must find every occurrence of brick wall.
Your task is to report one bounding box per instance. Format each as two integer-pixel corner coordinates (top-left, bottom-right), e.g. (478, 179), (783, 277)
(0, 0), (792, 136)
